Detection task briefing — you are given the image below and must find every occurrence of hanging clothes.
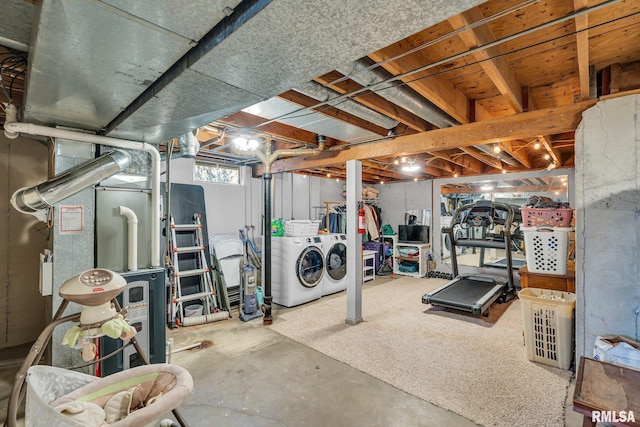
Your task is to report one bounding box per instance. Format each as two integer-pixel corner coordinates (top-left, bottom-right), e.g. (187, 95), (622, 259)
(364, 204), (379, 239)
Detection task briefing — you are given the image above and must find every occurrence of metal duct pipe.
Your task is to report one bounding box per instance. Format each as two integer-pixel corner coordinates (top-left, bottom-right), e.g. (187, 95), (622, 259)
(11, 150), (131, 214)
(475, 144), (520, 167)
(5, 121), (162, 268)
(177, 132), (200, 158)
(293, 81), (399, 130)
(337, 58), (458, 129)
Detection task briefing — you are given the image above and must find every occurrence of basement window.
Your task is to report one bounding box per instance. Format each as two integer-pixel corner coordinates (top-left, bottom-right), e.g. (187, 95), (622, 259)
(194, 162), (241, 185)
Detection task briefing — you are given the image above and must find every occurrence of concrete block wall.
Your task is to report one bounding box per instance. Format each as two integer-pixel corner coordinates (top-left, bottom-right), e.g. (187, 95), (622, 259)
(575, 94), (640, 358)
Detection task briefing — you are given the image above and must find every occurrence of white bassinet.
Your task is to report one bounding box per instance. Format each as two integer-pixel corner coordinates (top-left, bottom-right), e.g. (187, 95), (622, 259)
(25, 364), (193, 427)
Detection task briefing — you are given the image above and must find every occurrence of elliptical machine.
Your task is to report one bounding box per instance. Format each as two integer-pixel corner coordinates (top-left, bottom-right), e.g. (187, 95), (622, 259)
(238, 229), (263, 322)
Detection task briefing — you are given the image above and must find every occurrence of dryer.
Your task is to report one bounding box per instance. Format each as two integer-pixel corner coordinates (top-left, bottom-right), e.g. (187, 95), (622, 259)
(271, 236), (324, 307)
(319, 234), (348, 296)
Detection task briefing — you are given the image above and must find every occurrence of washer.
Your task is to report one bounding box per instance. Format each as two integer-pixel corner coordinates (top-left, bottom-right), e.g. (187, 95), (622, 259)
(319, 234), (348, 296)
(271, 236), (324, 307)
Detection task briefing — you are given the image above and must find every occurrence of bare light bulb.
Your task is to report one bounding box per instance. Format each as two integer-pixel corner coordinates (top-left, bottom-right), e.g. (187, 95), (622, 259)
(394, 159), (399, 165)
(544, 153), (550, 160)
(533, 142), (541, 150)
(493, 145), (501, 153)
(401, 156), (407, 163)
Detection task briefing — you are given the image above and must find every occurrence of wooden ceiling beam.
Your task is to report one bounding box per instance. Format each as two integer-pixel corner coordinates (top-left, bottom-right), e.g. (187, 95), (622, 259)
(448, 7), (523, 114)
(278, 90), (390, 136)
(430, 149), (485, 173)
(315, 72), (434, 132)
(367, 48), (471, 124)
(459, 146), (503, 170)
(498, 140), (533, 169)
(261, 99), (596, 175)
(212, 111), (340, 147)
(574, 0), (591, 100)
(537, 135), (561, 165)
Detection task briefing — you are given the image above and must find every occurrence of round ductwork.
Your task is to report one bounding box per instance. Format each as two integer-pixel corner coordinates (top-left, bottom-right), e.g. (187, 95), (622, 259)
(11, 149), (131, 214)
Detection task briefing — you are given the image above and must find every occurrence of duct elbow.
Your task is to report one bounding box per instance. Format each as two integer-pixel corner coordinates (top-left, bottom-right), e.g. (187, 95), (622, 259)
(118, 206), (138, 224)
(3, 104), (19, 139)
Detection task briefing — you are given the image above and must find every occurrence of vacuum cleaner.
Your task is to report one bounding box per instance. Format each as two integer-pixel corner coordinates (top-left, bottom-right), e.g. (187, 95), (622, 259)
(239, 229), (263, 322)
(239, 264), (262, 322)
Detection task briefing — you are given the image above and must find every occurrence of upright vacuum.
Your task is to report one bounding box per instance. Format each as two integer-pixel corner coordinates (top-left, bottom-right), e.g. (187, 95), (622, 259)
(239, 229), (263, 322)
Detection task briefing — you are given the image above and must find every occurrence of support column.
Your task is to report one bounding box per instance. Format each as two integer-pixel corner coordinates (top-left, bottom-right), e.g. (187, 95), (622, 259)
(346, 160), (363, 325)
(262, 172), (273, 325)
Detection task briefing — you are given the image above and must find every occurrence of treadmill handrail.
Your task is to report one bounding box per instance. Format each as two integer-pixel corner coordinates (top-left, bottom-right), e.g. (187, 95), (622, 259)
(445, 201), (516, 292)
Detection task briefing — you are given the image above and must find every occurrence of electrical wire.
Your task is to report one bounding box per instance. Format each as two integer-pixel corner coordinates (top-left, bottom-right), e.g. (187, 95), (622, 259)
(250, 0), (627, 133)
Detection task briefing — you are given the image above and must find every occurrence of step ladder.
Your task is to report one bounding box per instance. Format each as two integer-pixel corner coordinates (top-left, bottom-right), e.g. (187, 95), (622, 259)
(168, 214), (219, 327)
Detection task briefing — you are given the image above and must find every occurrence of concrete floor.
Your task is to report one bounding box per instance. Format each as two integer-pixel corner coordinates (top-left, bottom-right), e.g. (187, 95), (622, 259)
(0, 277), (590, 426)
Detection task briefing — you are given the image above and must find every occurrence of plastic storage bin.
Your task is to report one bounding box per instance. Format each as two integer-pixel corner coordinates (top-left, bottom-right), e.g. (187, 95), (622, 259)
(522, 226), (572, 275)
(520, 208), (574, 227)
(519, 288), (576, 369)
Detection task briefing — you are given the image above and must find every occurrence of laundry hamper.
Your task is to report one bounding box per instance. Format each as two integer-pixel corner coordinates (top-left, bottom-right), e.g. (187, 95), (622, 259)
(25, 364), (193, 427)
(522, 226), (573, 275)
(519, 288), (576, 369)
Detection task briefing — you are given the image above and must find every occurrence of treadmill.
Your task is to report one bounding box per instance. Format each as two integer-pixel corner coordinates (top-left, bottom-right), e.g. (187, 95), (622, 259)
(422, 200), (517, 316)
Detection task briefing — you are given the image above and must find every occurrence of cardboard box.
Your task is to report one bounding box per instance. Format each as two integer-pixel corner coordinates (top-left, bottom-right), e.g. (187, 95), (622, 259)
(593, 335), (640, 370)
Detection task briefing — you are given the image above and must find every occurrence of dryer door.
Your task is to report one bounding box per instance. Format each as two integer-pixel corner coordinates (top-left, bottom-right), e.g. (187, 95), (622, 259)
(296, 247), (324, 288)
(326, 243), (347, 280)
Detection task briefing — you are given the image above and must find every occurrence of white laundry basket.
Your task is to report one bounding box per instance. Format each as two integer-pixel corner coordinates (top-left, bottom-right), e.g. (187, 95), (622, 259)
(522, 226), (573, 275)
(519, 288), (576, 369)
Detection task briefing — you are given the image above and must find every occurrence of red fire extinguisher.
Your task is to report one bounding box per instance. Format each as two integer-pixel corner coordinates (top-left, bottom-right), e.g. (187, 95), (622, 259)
(358, 202), (366, 234)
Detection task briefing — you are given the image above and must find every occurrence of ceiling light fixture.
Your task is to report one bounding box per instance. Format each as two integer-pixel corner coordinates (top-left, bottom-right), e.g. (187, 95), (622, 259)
(401, 156), (407, 163)
(394, 159), (399, 165)
(380, 180), (384, 185)
(414, 177), (418, 182)
(546, 162), (556, 171)
(533, 142), (541, 150)
(401, 162), (420, 172)
(454, 173), (458, 178)
(327, 173), (331, 178)
(493, 145), (501, 154)
(502, 169), (507, 174)
(232, 135), (259, 151)
(544, 153), (551, 160)
(481, 184), (494, 191)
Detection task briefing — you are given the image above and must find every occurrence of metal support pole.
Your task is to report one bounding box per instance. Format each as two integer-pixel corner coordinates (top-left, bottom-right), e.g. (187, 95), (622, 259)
(263, 172), (273, 325)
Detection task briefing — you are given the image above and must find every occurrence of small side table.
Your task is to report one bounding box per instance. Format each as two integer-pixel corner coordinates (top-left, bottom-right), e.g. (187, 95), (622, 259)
(363, 250), (376, 283)
(573, 356), (640, 426)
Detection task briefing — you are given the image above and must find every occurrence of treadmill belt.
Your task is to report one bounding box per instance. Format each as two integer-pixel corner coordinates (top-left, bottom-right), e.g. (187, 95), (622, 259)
(431, 278), (501, 307)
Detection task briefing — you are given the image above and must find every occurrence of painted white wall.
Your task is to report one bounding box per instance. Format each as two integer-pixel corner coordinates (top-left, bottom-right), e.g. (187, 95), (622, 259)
(168, 158), (342, 239)
(169, 157), (261, 237)
(376, 180), (434, 234)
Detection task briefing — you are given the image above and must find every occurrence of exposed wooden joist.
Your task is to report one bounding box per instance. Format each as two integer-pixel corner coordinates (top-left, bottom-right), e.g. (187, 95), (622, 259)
(537, 135), (561, 165)
(459, 146), (503, 169)
(430, 149), (485, 173)
(278, 90), (390, 136)
(574, 0), (591, 100)
(258, 99), (596, 175)
(213, 111), (340, 148)
(315, 72), (434, 132)
(498, 140), (533, 169)
(441, 183), (567, 195)
(368, 47), (471, 124)
(448, 7), (523, 113)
